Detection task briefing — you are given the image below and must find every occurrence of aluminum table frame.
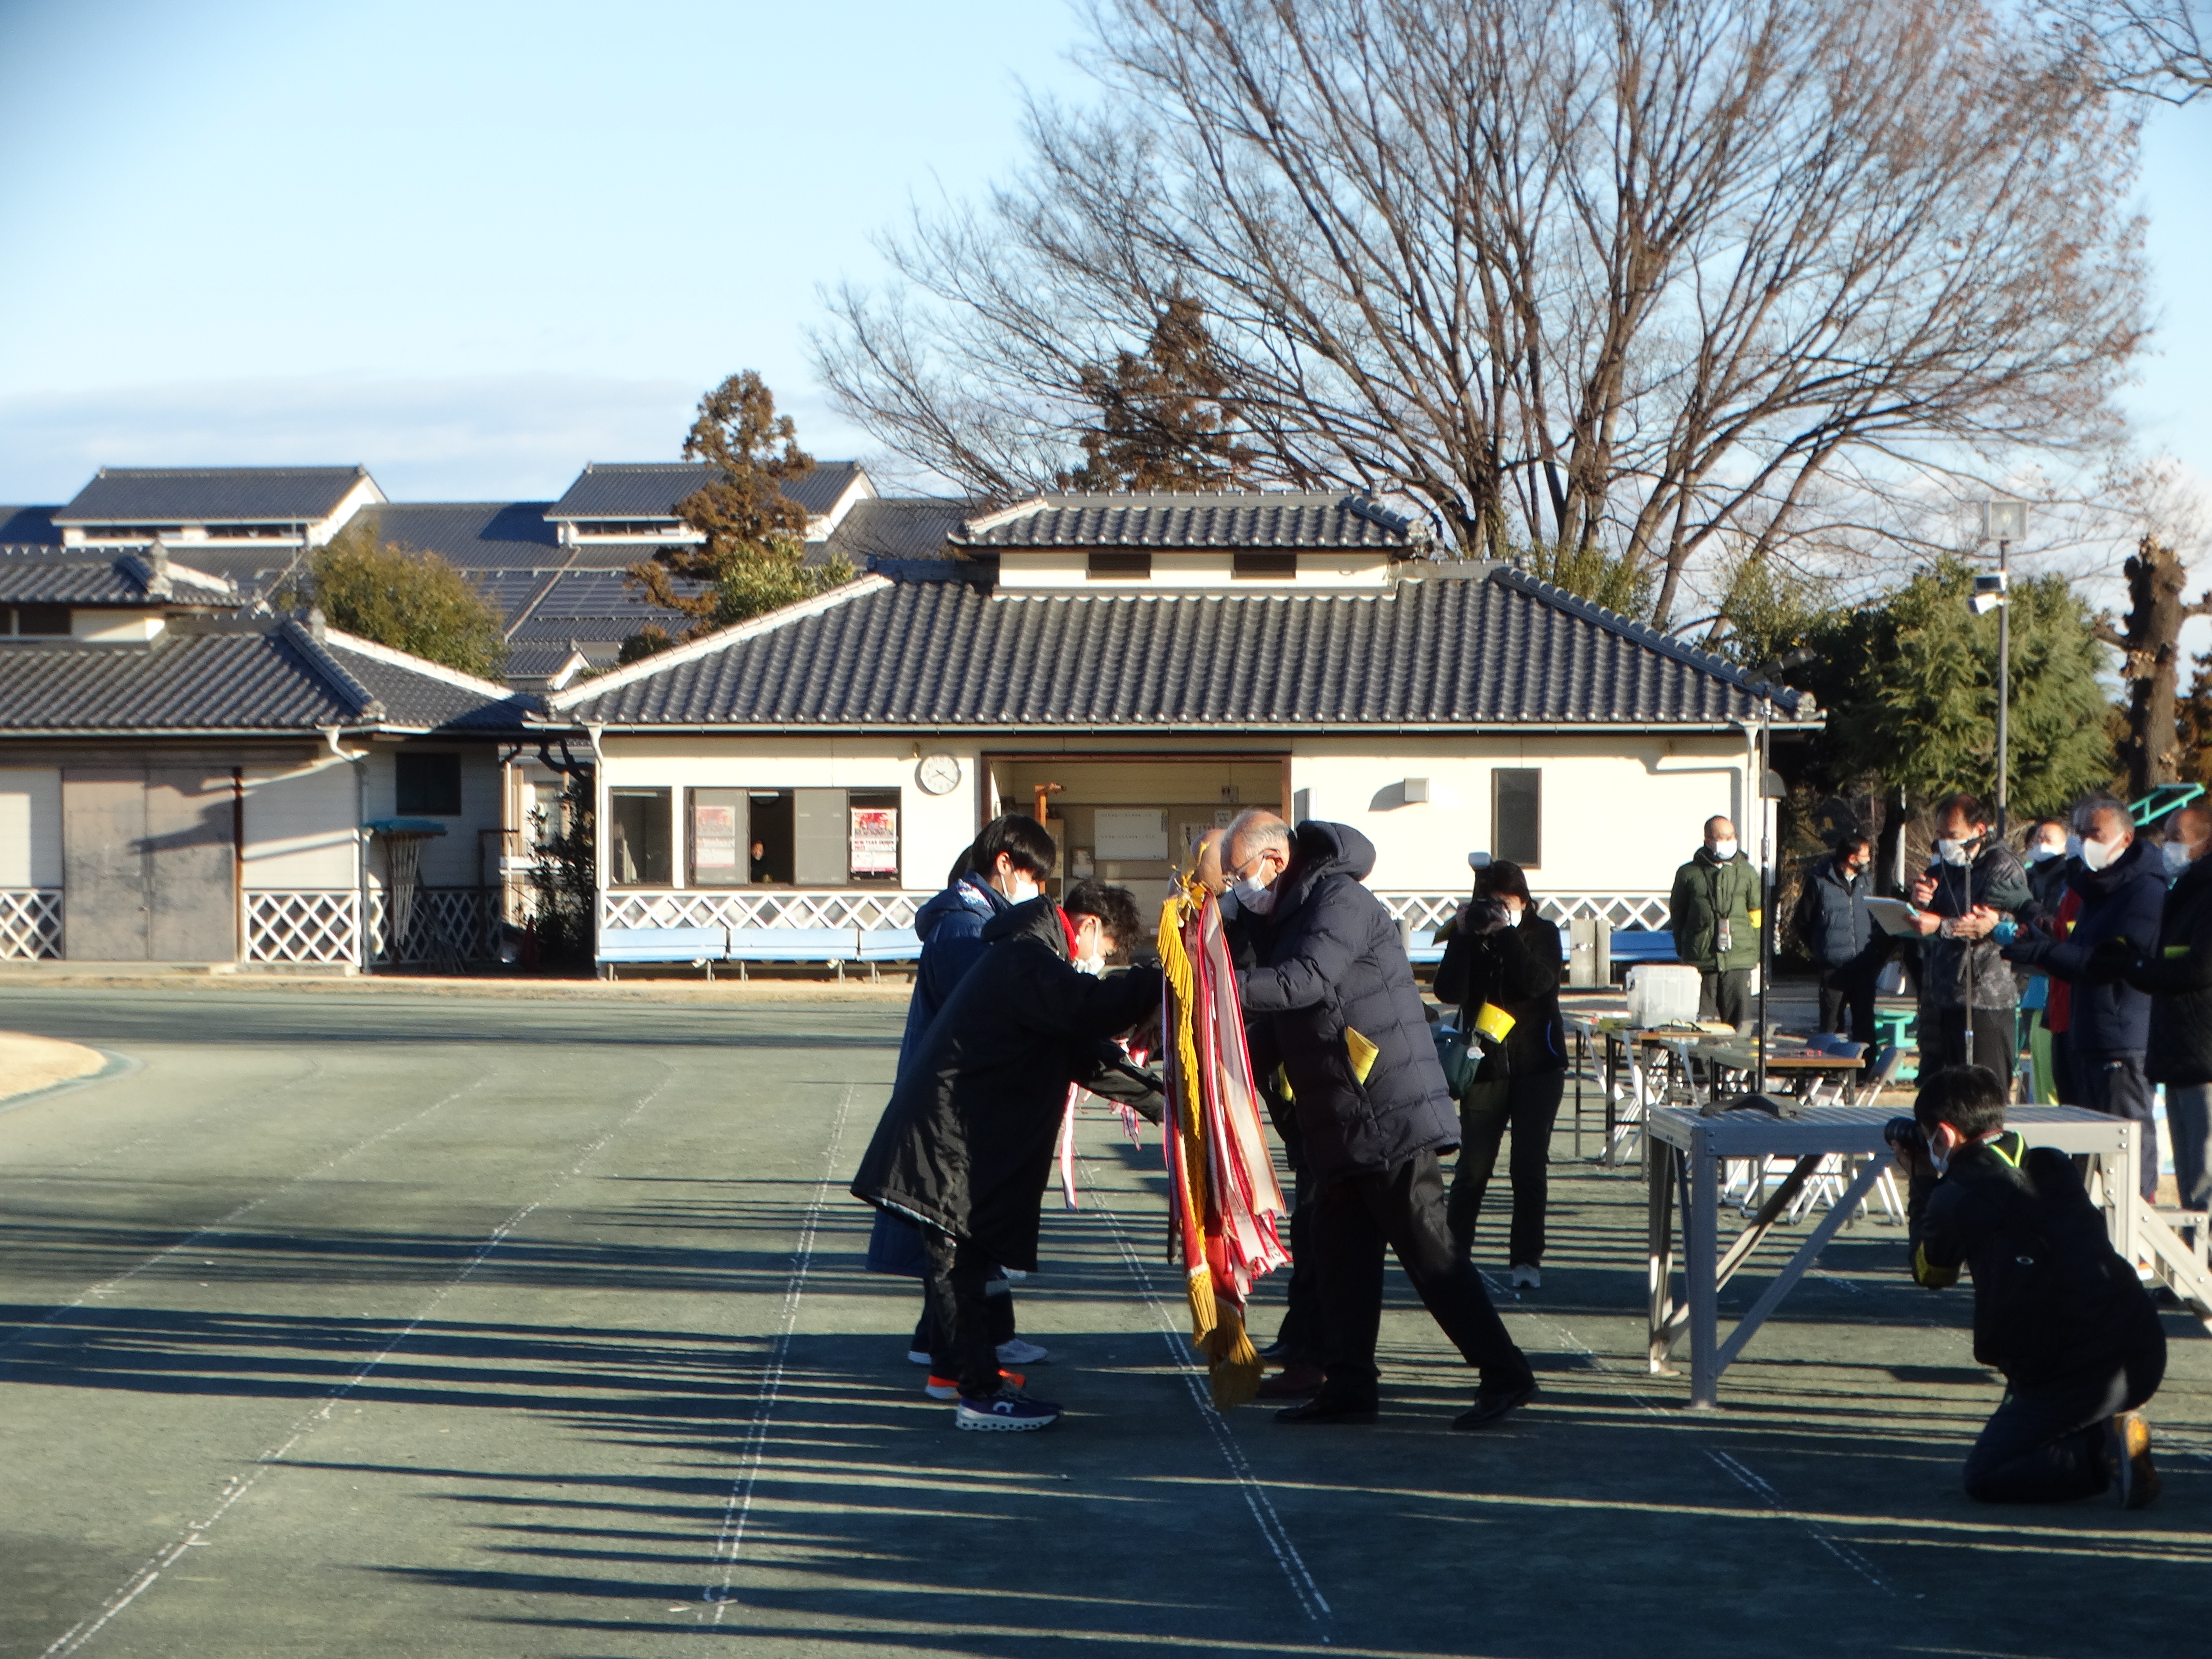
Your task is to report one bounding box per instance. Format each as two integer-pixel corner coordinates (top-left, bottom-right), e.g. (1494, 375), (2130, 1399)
(1644, 1102), (2138, 1408)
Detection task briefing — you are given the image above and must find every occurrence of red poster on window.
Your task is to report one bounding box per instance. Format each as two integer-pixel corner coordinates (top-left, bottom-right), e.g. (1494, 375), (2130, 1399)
(850, 807), (899, 876)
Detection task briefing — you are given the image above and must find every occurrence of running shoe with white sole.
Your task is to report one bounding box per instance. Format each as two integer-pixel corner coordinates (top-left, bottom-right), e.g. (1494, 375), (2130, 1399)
(1509, 1264), (1542, 1289)
(996, 1337), (1051, 1366)
(2108, 1410), (2160, 1510)
(956, 1384), (1062, 1432)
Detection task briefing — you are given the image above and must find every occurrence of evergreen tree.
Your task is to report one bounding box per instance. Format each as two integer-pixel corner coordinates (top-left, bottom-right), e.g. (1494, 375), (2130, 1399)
(626, 371), (852, 642)
(1059, 297), (1257, 492)
(290, 516), (507, 678)
(1520, 537), (1654, 619)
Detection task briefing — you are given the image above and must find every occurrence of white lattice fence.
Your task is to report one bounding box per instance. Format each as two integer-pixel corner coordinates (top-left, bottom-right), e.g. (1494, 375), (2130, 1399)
(369, 888), (492, 964)
(601, 890), (926, 932)
(247, 892), (361, 965)
(0, 890), (62, 960)
(1375, 891), (1670, 935)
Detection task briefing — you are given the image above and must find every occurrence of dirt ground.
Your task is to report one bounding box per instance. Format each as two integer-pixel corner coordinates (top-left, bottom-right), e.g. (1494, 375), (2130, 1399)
(0, 982), (2204, 1658)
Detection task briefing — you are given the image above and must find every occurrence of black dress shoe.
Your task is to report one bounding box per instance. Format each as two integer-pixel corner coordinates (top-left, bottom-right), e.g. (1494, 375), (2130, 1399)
(1257, 1338), (1288, 1361)
(1275, 1394), (1379, 1426)
(1452, 1381), (1537, 1431)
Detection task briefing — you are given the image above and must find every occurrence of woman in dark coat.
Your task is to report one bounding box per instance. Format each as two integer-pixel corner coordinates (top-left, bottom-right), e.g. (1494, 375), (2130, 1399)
(1433, 859), (1565, 1287)
(852, 886), (1161, 1427)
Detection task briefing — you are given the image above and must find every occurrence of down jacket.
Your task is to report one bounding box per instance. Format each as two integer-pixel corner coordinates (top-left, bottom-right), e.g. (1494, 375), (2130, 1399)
(2124, 850), (2212, 1086)
(1919, 840), (2034, 1012)
(1432, 909), (1566, 1077)
(1237, 821), (1459, 1181)
(850, 897), (1162, 1273)
(2002, 835), (2164, 1057)
(895, 874), (1012, 1070)
(1670, 847), (1760, 972)
(1793, 855), (1872, 969)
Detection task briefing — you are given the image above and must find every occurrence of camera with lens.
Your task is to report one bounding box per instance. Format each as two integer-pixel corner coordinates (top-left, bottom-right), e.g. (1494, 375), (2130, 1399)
(1883, 1115), (1926, 1157)
(1468, 895), (1516, 934)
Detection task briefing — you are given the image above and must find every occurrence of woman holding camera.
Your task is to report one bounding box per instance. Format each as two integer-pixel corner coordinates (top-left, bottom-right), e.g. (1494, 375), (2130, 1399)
(1433, 860), (1566, 1288)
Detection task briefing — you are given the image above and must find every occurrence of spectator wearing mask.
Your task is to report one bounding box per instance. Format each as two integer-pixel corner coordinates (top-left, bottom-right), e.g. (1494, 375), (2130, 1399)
(2000, 800), (2165, 1202)
(2018, 818), (2080, 1104)
(1433, 860), (1566, 1289)
(1906, 793), (2032, 1084)
(1893, 1064), (2164, 1507)
(852, 882), (1164, 1432)
(2108, 804), (2212, 1215)
(2022, 818), (2076, 917)
(1225, 811), (1537, 1431)
(867, 815), (1061, 1386)
(1670, 817), (1759, 1027)
(1793, 833), (1884, 1053)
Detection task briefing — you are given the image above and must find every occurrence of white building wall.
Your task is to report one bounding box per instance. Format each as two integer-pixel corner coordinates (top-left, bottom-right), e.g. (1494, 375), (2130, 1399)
(597, 736), (983, 891)
(240, 757), (358, 890)
(359, 745), (505, 890)
(0, 768), (63, 887)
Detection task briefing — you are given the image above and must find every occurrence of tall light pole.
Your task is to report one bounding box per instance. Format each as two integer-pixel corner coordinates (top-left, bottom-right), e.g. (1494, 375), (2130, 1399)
(1975, 499), (2029, 836)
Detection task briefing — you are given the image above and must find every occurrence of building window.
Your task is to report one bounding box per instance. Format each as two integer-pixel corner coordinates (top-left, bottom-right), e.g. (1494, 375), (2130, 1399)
(1493, 769), (1541, 867)
(677, 787), (906, 887)
(1088, 551), (1151, 579)
(1232, 551), (1297, 580)
(6, 604), (70, 637)
(689, 788), (749, 887)
(609, 788), (673, 887)
(396, 752), (463, 816)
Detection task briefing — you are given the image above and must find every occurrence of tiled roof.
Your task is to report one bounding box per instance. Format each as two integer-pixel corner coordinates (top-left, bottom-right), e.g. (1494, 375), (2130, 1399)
(545, 460), (865, 523)
(0, 549), (236, 604)
(0, 617), (535, 735)
(817, 496), (972, 566)
(951, 490), (1420, 551)
(550, 565), (1809, 728)
(55, 466), (373, 525)
(0, 506), (61, 546)
(369, 502), (561, 567)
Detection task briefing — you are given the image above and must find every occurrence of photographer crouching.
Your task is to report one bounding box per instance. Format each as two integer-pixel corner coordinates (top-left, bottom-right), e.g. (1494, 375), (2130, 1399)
(1887, 1065), (2165, 1507)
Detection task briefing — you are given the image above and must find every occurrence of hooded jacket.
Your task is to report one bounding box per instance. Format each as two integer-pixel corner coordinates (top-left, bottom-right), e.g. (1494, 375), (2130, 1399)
(1669, 847), (1759, 972)
(851, 897), (1162, 1273)
(1908, 1132), (2163, 1383)
(1919, 840), (2033, 1012)
(1237, 821), (1459, 1180)
(2002, 835), (2164, 1057)
(2123, 850), (2212, 1086)
(896, 874), (1013, 1071)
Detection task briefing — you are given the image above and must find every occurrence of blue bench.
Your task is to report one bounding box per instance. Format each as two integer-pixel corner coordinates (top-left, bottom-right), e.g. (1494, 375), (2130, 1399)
(1609, 930), (1679, 966)
(726, 926), (862, 980)
(599, 925), (729, 979)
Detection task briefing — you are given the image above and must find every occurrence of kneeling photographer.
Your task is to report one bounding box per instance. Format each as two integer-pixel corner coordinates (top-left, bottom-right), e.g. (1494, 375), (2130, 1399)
(1888, 1065), (2165, 1507)
(1435, 859), (1565, 1289)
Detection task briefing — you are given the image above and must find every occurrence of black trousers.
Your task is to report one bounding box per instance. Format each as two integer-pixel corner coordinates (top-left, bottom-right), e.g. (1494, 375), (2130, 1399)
(2078, 1051), (2160, 1202)
(1699, 969), (1749, 1027)
(913, 1284), (1015, 1370)
(920, 1230), (1001, 1398)
(1269, 1109), (1324, 1365)
(1313, 1148), (1534, 1403)
(1927, 1005), (2017, 1091)
(1816, 962), (1877, 1047)
(1448, 1070), (1566, 1266)
(1964, 1340), (2165, 1503)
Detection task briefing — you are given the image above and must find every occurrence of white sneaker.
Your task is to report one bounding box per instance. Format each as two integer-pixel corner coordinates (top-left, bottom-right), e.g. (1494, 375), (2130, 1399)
(996, 1337), (1050, 1366)
(906, 1348), (933, 1366)
(1508, 1264), (1542, 1289)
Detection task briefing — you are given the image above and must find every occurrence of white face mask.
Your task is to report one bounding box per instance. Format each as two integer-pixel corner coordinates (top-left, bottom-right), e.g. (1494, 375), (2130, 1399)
(1934, 837), (1975, 868)
(1708, 839), (1737, 862)
(1004, 870), (1041, 904)
(2164, 841), (2195, 879)
(1232, 874), (1277, 915)
(2027, 842), (2065, 865)
(2081, 836), (2124, 873)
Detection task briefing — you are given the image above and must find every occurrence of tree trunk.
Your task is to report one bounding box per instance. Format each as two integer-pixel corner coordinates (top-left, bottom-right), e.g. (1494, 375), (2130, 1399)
(2108, 534), (2209, 799)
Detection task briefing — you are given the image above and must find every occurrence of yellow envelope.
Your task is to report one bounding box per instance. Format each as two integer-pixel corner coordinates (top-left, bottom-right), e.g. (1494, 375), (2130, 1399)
(1345, 1026), (1380, 1083)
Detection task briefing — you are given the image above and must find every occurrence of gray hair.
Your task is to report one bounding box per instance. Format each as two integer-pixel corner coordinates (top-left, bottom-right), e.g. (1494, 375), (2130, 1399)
(2074, 796), (2129, 837)
(1225, 809), (1292, 860)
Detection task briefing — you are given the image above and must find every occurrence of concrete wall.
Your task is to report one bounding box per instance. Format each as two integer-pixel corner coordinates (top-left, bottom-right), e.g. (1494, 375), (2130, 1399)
(240, 756), (358, 890)
(0, 767), (62, 886)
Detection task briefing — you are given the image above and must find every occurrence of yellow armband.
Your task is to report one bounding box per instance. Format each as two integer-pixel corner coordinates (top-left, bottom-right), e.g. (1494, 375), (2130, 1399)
(1912, 1245), (1959, 1290)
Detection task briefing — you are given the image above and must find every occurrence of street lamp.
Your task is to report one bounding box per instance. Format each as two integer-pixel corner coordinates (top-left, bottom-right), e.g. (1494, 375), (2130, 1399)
(1977, 498), (2029, 835)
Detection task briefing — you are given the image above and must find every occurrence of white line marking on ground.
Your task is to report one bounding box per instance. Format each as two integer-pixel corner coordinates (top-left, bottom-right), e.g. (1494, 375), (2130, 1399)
(1083, 1153), (1334, 1639)
(705, 1083), (855, 1621)
(0, 1069), (489, 1362)
(36, 1070), (674, 1658)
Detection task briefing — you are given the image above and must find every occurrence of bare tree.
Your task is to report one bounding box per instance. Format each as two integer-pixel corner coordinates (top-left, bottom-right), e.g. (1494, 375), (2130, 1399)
(818, 0), (2146, 626)
(2100, 462), (2212, 795)
(2035, 1), (2210, 100)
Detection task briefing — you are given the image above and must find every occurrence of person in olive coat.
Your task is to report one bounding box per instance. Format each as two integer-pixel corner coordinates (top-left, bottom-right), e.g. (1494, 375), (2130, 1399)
(1225, 811), (1536, 1432)
(852, 884), (1162, 1430)
(1433, 859), (1565, 1288)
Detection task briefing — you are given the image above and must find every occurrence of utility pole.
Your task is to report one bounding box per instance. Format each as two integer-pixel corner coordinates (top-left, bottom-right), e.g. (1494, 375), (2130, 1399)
(1975, 500), (2029, 835)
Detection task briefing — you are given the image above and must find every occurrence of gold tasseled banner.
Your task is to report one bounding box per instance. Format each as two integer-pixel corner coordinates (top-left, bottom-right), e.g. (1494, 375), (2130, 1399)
(1202, 1303), (1262, 1410)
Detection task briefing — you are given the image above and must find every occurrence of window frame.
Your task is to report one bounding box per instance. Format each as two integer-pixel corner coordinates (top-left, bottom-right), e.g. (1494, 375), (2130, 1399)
(395, 751), (463, 817)
(608, 786), (675, 889)
(1492, 768), (1542, 869)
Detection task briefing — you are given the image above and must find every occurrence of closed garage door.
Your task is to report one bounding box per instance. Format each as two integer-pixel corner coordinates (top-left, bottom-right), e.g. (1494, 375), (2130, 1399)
(62, 766), (237, 962)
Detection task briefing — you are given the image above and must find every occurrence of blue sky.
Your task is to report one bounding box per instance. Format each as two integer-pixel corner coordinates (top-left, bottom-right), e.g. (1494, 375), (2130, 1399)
(0, 0), (2206, 527)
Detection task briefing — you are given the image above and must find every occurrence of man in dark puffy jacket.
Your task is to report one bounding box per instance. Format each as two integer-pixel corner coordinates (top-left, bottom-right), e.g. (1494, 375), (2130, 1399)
(1908, 792), (2033, 1084)
(2001, 801), (2165, 1201)
(1433, 859), (1565, 1288)
(1225, 811), (1536, 1431)
(1793, 834), (1885, 1051)
(867, 815), (1060, 1377)
(1669, 817), (1759, 1026)
(853, 883), (1163, 1432)
(2110, 804), (2212, 1214)
(1892, 1065), (2164, 1506)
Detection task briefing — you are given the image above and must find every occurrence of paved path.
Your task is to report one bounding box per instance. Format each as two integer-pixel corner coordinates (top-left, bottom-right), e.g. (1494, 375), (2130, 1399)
(0, 985), (2205, 1658)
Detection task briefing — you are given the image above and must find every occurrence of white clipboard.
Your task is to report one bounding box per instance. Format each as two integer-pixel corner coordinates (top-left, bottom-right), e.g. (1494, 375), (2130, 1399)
(1864, 896), (1924, 937)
